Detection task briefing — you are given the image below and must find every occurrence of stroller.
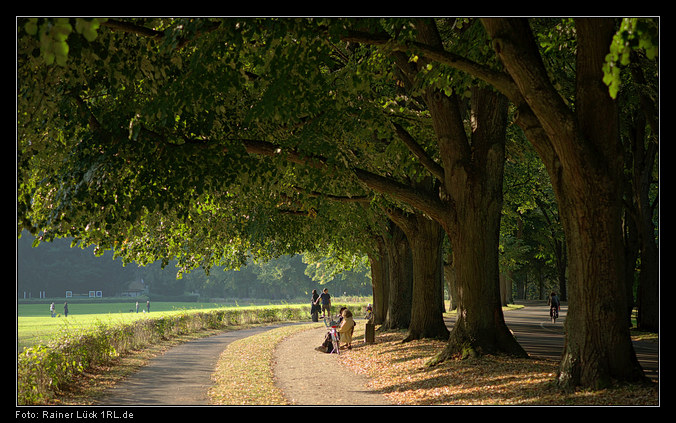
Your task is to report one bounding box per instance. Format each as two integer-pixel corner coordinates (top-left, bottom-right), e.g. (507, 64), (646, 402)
(322, 315), (341, 354)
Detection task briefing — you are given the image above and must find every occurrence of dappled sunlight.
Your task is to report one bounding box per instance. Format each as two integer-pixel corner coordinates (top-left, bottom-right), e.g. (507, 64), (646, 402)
(340, 328), (658, 405)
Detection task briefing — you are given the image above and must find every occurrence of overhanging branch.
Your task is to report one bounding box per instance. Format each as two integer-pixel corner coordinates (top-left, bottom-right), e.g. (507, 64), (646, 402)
(391, 122), (445, 183)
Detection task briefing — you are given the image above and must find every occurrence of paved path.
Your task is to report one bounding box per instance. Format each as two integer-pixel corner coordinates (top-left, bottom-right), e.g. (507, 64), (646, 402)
(492, 304), (658, 381)
(97, 325), (291, 405)
(97, 305), (658, 406)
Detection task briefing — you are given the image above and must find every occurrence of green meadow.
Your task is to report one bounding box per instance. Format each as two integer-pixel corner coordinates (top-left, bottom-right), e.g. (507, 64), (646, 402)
(16, 301), (299, 352)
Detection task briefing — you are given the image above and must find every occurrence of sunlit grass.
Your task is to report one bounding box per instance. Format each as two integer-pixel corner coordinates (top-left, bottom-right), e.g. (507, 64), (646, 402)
(208, 324), (314, 405)
(17, 302), (310, 352)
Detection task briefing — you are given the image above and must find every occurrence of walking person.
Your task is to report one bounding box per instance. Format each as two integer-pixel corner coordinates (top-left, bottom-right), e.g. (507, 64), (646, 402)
(146, 300), (150, 313)
(50, 302), (55, 318)
(63, 302), (68, 317)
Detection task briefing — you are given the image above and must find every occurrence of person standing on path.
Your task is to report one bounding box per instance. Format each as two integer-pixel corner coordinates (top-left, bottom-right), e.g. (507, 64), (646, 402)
(319, 288), (331, 319)
(311, 289), (320, 322)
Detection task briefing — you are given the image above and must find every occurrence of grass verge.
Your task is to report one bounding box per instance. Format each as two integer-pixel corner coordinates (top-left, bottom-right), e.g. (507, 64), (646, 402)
(208, 324), (313, 405)
(43, 326), (242, 405)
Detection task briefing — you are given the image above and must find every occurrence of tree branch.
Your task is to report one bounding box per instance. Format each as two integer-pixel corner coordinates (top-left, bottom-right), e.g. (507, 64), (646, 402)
(101, 18), (222, 50)
(344, 22), (558, 173)
(481, 18), (576, 145)
(342, 29), (522, 100)
(391, 122), (445, 183)
(291, 186), (371, 203)
(352, 168), (447, 224)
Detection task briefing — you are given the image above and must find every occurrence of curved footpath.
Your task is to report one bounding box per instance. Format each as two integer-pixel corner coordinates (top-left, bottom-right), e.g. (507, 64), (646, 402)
(273, 325), (392, 405)
(97, 324), (293, 405)
(97, 323), (390, 406)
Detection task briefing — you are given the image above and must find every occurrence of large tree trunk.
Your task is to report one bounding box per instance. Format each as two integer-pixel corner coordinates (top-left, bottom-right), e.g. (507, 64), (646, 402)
(390, 210), (449, 342)
(430, 86), (527, 361)
(556, 19), (645, 389)
(482, 18), (647, 388)
(381, 222), (413, 330)
(439, 205), (526, 360)
(557, 176), (644, 388)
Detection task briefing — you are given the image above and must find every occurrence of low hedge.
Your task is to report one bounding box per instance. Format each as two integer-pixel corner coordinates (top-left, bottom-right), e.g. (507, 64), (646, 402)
(17, 305), (311, 405)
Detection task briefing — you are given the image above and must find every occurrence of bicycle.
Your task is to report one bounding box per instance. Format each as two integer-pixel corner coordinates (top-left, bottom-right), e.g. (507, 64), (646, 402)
(550, 306), (559, 323)
(323, 315), (341, 354)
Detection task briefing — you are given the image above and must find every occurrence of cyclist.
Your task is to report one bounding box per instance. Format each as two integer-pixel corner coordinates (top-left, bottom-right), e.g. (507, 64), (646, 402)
(548, 292), (560, 322)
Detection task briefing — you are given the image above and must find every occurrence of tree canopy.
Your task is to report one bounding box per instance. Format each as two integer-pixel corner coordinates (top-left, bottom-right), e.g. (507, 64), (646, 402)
(18, 18), (384, 272)
(17, 17), (658, 390)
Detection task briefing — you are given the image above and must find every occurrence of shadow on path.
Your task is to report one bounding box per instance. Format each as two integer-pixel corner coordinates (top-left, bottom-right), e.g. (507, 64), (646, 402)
(96, 324), (293, 405)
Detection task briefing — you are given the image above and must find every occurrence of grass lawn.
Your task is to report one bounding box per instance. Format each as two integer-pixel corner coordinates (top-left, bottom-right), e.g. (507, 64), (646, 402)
(16, 301), (287, 352)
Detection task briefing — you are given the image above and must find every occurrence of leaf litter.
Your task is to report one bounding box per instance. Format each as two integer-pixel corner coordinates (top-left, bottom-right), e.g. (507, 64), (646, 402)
(338, 327), (658, 406)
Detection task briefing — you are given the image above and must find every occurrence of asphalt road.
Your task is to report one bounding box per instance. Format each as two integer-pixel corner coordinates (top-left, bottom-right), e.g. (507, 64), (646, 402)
(445, 303), (659, 382)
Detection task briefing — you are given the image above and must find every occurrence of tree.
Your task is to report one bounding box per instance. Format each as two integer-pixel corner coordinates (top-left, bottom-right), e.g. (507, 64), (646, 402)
(18, 18), (377, 271)
(387, 205), (448, 341)
(618, 49), (659, 333)
(478, 18), (650, 388)
(371, 16), (657, 389)
(18, 17), (529, 354)
(340, 18), (527, 357)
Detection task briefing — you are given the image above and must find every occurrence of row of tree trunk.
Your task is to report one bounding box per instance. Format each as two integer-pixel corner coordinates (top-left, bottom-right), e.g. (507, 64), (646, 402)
(358, 18), (655, 391)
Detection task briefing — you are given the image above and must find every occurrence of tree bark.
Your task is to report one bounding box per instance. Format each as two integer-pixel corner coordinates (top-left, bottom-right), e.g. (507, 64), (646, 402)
(482, 18), (647, 388)
(381, 222), (413, 330)
(389, 209), (449, 342)
(429, 86), (527, 361)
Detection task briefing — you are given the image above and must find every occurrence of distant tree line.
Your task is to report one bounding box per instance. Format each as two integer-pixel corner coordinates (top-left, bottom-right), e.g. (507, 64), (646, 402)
(17, 232), (370, 301)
